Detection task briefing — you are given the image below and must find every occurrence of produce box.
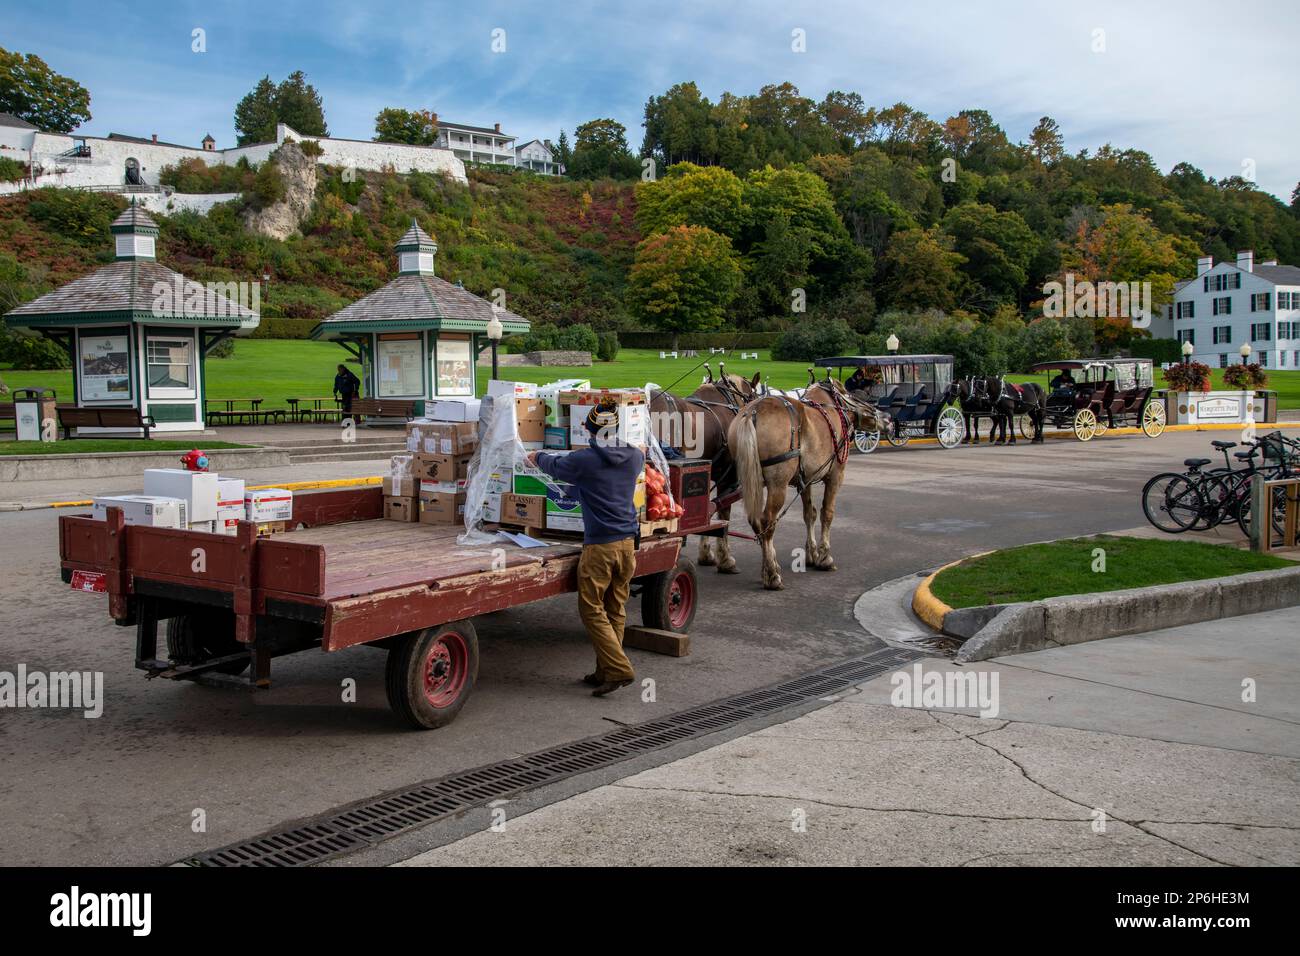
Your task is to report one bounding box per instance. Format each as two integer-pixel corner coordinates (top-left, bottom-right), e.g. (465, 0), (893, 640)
(558, 388), (646, 406)
(420, 478), (469, 496)
(92, 495), (187, 529)
(143, 468), (219, 523)
(480, 470), (511, 523)
(543, 426), (569, 449)
(419, 491), (467, 524)
(245, 488), (293, 523)
(406, 420), (478, 455)
(384, 495), (418, 522)
(500, 493), (545, 527)
(515, 397), (546, 442)
(487, 379), (537, 398)
(429, 399), (482, 422)
(538, 379), (591, 426)
(216, 478), (246, 536)
(569, 401), (649, 448)
(413, 452), (472, 483)
(382, 476), (417, 497)
(389, 453), (414, 477)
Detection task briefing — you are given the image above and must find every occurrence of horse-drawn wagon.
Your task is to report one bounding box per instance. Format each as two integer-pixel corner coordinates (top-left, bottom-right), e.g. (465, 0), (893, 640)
(1027, 358), (1167, 441)
(814, 354), (966, 452)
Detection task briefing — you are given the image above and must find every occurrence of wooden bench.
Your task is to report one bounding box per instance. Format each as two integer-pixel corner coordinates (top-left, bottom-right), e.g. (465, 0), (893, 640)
(350, 397), (417, 421)
(57, 406), (156, 439)
(0, 402), (13, 433)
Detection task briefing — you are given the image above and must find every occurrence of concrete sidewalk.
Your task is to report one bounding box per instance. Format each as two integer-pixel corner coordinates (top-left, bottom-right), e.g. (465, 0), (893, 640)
(398, 608), (1300, 866)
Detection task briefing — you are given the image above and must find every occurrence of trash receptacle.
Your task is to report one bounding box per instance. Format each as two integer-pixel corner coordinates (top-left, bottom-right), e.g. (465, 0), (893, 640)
(1255, 390), (1277, 425)
(13, 388), (58, 442)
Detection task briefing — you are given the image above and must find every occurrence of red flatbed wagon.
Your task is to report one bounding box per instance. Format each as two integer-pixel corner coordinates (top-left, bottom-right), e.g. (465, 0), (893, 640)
(58, 485), (720, 729)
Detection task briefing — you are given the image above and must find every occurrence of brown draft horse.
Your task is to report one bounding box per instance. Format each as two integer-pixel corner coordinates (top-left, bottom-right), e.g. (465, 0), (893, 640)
(649, 365), (760, 574)
(730, 375), (886, 590)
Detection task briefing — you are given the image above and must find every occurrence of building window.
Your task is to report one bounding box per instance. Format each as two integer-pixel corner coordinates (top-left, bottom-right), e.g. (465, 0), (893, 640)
(1176, 301), (1195, 319)
(1229, 273), (1241, 289)
(1279, 321), (1292, 339)
(1219, 354), (1229, 368)
(1213, 297), (1232, 315)
(1283, 351), (1289, 367)
(1279, 291), (1297, 309)
(1251, 292), (1271, 311)
(146, 335), (195, 397)
(1259, 351), (1268, 367)
(1212, 325), (1232, 344)
(1250, 323), (1272, 342)
(1177, 329), (1195, 346)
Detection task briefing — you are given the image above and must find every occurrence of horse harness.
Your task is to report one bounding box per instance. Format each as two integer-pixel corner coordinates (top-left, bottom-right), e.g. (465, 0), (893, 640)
(759, 386), (853, 495)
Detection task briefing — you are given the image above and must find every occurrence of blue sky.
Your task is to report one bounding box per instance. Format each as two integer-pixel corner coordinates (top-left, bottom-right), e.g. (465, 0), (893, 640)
(5, 0), (1298, 198)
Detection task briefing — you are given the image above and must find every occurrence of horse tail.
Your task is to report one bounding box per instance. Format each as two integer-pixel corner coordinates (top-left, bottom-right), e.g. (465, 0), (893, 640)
(732, 405), (766, 533)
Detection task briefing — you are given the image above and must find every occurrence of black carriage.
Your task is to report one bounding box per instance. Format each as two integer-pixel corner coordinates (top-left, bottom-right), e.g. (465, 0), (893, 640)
(814, 354), (966, 452)
(1027, 358), (1167, 441)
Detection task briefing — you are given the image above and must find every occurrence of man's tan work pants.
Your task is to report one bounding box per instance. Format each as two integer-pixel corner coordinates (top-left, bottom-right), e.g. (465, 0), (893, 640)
(577, 537), (637, 683)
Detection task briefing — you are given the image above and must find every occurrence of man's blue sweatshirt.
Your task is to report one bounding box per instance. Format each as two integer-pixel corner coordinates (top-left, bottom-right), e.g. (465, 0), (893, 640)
(535, 441), (645, 545)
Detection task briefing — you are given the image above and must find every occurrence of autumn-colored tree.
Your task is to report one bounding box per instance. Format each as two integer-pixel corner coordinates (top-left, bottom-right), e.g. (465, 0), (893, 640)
(0, 48), (91, 132)
(883, 227), (965, 312)
(625, 226), (743, 350)
(374, 108), (438, 146)
(635, 162), (745, 239)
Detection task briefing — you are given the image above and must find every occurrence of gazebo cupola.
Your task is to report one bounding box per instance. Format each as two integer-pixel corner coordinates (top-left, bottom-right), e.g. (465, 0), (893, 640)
(311, 220), (530, 410)
(110, 201), (160, 261)
(395, 219), (438, 276)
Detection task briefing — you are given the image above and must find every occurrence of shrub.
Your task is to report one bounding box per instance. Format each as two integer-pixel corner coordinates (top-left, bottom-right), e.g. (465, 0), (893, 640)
(507, 322), (598, 355)
(298, 139), (324, 158)
(26, 188), (121, 246)
(159, 157), (250, 194)
(249, 161), (286, 209)
(0, 156), (27, 183)
(1164, 361), (1212, 392)
(1129, 337), (1183, 365)
(596, 331), (620, 362)
(772, 319), (859, 362)
(555, 323), (599, 354)
(207, 337), (236, 358)
(1222, 362), (1267, 389)
(0, 329), (70, 369)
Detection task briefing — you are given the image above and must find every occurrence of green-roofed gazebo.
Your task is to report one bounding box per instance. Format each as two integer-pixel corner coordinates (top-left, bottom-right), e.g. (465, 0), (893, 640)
(311, 220), (529, 406)
(3, 202), (260, 433)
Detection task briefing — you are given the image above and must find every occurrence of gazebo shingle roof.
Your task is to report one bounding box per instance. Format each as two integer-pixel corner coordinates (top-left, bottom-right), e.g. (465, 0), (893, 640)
(314, 274), (528, 332)
(6, 260), (258, 321)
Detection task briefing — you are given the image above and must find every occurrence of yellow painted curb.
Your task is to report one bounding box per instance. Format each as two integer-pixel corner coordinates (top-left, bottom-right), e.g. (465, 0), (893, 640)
(46, 475), (383, 509)
(912, 550), (998, 632)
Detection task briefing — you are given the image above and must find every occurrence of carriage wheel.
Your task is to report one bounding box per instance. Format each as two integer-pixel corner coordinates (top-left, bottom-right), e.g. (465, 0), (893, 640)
(1017, 415), (1033, 440)
(936, 408), (965, 449)
(1073, 408), (1098, 441)
(1141, 401), (1166, 437)
(385, 621), (479, 730)
(642, 558), (698, 633)
(853, 430), (880, 454)
(1093, 416), (1109, 437)
(886, 429), (910, 447)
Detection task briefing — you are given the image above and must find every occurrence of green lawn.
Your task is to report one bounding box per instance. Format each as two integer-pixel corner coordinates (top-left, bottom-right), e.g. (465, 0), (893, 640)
(930, 535), (1292, 608)
(5, 340), (1300, 408)
(0, 439), (250, 456)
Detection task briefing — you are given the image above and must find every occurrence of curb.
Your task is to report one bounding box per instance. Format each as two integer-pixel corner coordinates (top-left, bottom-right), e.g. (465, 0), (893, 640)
(862, 420), (1289, 450)
(911, 561), (960, 630)
(0, 475), (383, 512)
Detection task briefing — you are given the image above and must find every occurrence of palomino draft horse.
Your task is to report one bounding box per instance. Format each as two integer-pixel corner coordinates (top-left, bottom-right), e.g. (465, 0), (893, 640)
(649, 364), (760, 574)
(945, 377), (1047, 444)
(730, 375), (885, 590)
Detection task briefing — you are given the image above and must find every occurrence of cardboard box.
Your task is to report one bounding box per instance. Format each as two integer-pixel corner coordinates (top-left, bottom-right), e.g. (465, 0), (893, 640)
(500, 493), (545, 527)
(558, 388), (646, 407)
(429, 398), (482, 422)
(408, 420), (478, 456)
(545, 509), (585, 533)
(382, 476), (417, 497)
(143, 468), (219, 523)
(384, 495), (418, 522)
(538, 379), (591, 426)
(419, 491), (467, 524)
(189, 520), (218, 534)
(92, 495), (187, 529)
(487, 379), (537, 399)
(216, 478), (246, 535)
(245, 488), (293, 523)
(389, 453), (415, 478)
(413, 452), (472, 483)
(544, 426), (569, 449)
(481, 470), (511, 523)
(419, 478), (469, 496)
(569, 401), (649, 448)
(512, 450), (567, 496)
(515, 397), (547, 442)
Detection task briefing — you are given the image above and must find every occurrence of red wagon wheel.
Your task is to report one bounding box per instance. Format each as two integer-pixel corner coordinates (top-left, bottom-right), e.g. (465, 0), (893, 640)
(641, 558), (698, 633)
(386, 620), (480, 729)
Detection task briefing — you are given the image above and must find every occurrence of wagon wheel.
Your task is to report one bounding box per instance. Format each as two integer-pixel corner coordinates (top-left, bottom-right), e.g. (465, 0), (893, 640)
(1141, 401), (1167, 437)
(1072, 408), (1098, 441)
(385, 620), (479, 730)
(936, 407), (965, 449)
(166, 612), (249, 675)
(642, 558), (698, 633)
(1093, 415), (1109, 437)
(853, 430), (880, 454)
(1017, 415), (1033, 440)
(885, 427), (910, 447)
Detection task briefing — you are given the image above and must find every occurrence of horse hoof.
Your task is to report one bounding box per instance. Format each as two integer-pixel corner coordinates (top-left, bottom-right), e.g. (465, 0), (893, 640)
(814, 560), (837, 572)
(698, 555), (717, 567)
(763, 576), (784, 591)
(717, 560), (739, 574)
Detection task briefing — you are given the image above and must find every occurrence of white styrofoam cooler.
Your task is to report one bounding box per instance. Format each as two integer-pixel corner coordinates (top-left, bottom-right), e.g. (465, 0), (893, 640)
(92, 495), (188, 529)
(143, 469), (219, 523)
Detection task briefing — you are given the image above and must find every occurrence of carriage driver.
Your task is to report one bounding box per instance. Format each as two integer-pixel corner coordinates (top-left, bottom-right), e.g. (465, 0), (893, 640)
(525, 401), (645, 698)
(1049, 369), (1076, 392)
(845, 365), (872, 393)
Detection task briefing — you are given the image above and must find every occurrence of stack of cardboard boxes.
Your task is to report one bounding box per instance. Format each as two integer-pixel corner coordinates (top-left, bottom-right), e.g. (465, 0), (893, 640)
(500, 384), (650, 535)
(93, 469), (292, 535)
(386, 413), (481, 525)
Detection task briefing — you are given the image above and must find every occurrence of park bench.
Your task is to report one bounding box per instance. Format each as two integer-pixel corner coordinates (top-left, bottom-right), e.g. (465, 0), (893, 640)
(350, 397), (417, 421)
(206, 397), (284, 426)
(0, 402), (13, 434)
(57, 406), (155, 439)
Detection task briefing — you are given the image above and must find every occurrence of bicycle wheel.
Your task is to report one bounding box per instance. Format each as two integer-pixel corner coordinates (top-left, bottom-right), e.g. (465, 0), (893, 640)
(1196, 473), (1235, 529)
(1141, 473), (1204, 533)
(1237, 483), (1287, 544)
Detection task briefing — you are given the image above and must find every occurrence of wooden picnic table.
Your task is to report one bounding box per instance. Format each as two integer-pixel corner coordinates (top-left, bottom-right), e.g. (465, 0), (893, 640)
(205, 398), (282, 426)
(286, 396), (344, 423)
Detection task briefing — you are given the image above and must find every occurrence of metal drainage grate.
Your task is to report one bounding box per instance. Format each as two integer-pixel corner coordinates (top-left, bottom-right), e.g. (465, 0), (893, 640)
(184, 644), (920, 867)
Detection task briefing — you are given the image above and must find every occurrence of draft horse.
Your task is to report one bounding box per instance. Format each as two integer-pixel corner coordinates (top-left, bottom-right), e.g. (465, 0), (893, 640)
(944, 377), (1047, 444)
(649, 364), (760, 574)
(729, 374), (885, 590)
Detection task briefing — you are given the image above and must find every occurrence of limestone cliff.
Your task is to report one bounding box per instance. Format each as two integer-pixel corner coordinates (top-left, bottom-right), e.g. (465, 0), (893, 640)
(240, 142), (317, 240)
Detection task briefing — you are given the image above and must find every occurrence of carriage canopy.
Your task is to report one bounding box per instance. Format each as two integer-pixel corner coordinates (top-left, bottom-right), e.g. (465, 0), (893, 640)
(1027, 358), (1153, 390)
(814, 355), (954, 392)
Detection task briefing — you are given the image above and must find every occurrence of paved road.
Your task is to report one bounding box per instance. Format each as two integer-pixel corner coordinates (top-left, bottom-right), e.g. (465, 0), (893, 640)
(0, 429), (1289, 865)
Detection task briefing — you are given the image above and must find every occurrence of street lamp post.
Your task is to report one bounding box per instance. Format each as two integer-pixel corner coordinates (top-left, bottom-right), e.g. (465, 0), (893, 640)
(486, 314), (504, 380)
(1240, 343), (1251, 365)
(886, 333), (900, 355)
(1181, 340), (1194, 361)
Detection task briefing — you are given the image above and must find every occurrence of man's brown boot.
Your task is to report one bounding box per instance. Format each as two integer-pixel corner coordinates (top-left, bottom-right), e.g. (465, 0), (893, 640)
(581, 672), (604, 686)
(591, 678), (633, 698)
